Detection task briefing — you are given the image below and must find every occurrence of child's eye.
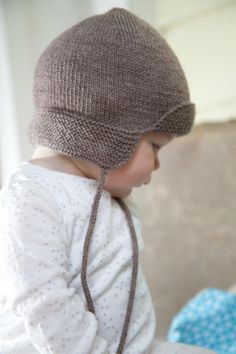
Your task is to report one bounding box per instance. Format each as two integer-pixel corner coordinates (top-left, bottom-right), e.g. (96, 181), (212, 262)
(152, 143), (161, 151)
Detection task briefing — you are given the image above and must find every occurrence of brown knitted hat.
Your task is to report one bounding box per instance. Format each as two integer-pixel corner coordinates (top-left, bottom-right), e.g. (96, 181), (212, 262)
(27, 8), (195, 354)
(28, 7), (195, 170)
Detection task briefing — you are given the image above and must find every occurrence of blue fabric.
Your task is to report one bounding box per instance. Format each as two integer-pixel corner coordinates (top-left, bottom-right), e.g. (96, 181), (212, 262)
(167, 288), (236, 354)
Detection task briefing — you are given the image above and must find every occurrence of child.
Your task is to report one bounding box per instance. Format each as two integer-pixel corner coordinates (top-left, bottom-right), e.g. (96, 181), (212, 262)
(0, 7), (215, 354)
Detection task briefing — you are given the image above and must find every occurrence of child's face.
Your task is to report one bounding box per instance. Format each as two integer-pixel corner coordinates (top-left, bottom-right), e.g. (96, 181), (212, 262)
(71, 131), (175, 198)
(103, 131), (176, 198)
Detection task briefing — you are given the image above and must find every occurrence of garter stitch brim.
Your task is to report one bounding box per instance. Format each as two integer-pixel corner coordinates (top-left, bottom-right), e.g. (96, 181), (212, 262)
(28, 7), (195, 170)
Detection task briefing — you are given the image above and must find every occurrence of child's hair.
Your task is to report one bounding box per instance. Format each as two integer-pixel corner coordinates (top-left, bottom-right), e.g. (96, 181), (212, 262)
(27, 7), (195, 353)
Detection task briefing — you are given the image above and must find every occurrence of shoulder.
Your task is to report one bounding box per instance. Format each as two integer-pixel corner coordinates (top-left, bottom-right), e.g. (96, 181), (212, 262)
(0, 162), (61, 217)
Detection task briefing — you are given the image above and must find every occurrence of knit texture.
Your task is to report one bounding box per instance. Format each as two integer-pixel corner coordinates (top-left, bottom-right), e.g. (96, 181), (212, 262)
(28, 7), (195, 170)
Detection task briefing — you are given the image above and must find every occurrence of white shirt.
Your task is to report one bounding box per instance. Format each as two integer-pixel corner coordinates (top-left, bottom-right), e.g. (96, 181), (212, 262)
(0, 161), (156, 354)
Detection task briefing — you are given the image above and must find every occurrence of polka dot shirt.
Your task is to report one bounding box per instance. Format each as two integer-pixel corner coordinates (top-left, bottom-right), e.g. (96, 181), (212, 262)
(0, 161), (156, 354)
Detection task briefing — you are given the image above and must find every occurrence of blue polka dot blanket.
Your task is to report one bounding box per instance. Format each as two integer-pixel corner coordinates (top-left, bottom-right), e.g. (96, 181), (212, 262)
(167, 288), (236, 354)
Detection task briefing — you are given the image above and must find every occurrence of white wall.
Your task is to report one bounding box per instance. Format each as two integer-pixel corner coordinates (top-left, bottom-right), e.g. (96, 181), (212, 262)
(0, 1), (20, 185)
(154, 0), (236, 123)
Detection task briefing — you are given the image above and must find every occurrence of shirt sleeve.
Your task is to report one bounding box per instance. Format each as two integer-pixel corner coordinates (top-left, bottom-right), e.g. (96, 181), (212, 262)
(0, 179), (112, 354)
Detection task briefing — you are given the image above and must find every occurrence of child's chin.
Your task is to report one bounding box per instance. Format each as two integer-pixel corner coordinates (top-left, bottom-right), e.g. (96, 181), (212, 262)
(111, 188), (132, 199)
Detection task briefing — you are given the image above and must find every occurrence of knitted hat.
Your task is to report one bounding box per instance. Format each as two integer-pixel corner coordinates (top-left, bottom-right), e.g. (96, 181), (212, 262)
(28, 7), (195, 171)
(27, 7), (195, 354)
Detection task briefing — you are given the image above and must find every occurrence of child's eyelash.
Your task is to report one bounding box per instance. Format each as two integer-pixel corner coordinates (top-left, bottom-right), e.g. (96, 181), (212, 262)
(152, 143), (161, 150)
